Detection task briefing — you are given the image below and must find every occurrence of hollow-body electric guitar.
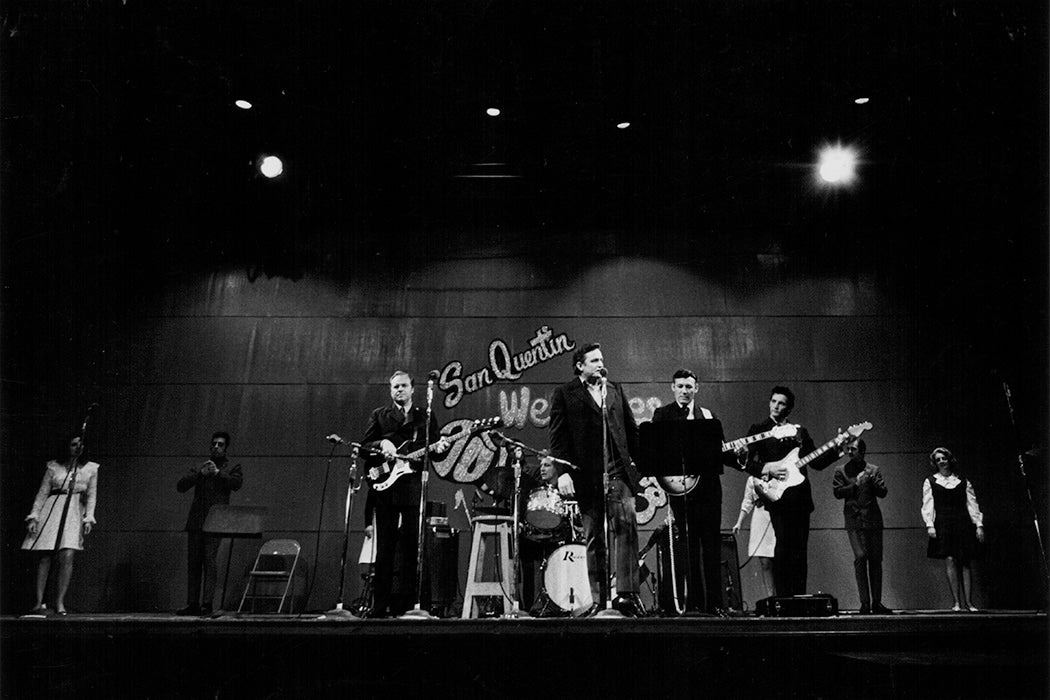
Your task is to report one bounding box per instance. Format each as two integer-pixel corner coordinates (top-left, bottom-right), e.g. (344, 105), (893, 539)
(658, 424), (800, 496)
(754, 422), (873, 502)
(366, 417), (501, 491)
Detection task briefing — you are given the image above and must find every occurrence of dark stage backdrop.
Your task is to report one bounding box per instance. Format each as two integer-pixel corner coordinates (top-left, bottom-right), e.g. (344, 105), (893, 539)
(2, 253), (1044, 613)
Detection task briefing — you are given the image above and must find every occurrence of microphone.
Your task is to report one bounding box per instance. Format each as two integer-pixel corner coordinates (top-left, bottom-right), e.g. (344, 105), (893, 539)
(427, 369), (440, 384)
(596, 368), (607, 378)
(325, 434), (345, 444)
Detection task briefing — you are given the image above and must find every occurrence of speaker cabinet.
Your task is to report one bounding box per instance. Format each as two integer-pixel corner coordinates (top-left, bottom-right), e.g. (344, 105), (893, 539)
(720, 532), (743, 611)
(421, 525), (459, 616)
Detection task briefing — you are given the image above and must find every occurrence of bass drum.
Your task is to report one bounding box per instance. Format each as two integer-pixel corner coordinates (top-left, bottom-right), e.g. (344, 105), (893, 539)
(543, 543), (592, 614)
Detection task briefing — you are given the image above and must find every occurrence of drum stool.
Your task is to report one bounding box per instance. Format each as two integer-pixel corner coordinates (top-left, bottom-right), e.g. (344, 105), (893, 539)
(461, 515), (515, 618)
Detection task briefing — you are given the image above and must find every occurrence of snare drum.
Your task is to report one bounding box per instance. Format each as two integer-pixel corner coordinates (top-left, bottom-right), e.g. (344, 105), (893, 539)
(526, 486), (567, 531)
(543, 543), (592, 614)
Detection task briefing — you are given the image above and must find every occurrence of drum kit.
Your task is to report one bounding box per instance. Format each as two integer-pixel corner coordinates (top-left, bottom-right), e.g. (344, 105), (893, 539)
(523, 485), (592, 614)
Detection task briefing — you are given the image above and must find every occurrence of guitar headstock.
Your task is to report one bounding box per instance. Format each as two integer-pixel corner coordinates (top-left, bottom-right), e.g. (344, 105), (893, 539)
(839, 422), (873, 443)
(470, 416), (502, 432)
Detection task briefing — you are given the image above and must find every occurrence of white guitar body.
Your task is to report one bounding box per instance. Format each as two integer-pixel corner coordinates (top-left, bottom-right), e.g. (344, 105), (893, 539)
(370, 461), (415, 492)
(754, 447), (805, 502)
(754, 421), (873, 503)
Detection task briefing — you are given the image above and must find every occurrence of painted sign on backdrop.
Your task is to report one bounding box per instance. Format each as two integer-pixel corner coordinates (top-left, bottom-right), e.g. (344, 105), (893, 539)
(438, 325), (576, 409)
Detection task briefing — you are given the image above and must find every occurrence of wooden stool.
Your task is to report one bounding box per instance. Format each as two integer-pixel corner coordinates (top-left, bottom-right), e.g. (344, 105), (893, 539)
(461, 515), (515, 618)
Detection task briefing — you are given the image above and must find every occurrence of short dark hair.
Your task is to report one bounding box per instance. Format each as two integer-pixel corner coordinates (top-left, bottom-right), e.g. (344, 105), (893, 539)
(572, 343), (601, 375)
(212, 431), (231, 446)
(389, 370), (414, 386)
(770, 385), (795, 409)
(672, 369), (697, 382)
(928, 447), (957, 472)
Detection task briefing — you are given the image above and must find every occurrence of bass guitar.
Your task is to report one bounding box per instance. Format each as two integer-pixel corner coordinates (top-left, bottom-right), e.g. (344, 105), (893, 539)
(366, 417), (501, 492)
(658, 424), (800, 496)
(754, 421), (872, 503)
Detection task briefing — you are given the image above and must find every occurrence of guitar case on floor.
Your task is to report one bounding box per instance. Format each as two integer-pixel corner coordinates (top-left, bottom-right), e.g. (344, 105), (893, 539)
(756, 593), (838, 617)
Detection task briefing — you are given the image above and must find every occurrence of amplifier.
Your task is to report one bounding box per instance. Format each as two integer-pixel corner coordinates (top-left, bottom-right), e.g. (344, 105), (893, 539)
(756, 593), (838, 617)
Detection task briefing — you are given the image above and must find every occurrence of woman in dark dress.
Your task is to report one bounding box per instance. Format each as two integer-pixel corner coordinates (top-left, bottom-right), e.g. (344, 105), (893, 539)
(921, 447), (984, 611)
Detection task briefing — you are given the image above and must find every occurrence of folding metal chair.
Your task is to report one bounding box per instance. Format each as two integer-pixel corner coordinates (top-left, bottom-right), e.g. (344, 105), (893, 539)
(238, 539), (301, 614)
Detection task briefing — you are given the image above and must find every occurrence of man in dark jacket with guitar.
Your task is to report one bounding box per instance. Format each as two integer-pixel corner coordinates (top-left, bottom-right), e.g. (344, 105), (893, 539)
(361, 370), (449, 617)
(549, 343), (644, 616)
(742, 386), (840, 597)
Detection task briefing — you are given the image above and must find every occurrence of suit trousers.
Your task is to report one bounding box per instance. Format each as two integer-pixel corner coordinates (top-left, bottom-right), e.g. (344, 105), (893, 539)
(371, 474), (421, 616)
(581, 477), (639, 603)
(187, 530), (222, 608)
(668, 476), (723, 612)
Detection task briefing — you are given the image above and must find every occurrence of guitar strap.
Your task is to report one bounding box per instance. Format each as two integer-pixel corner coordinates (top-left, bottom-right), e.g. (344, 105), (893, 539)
(699, 407), (713, 420)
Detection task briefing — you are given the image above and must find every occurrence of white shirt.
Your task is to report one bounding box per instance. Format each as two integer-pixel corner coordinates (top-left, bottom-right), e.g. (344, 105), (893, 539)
(921, 472), (984, 528)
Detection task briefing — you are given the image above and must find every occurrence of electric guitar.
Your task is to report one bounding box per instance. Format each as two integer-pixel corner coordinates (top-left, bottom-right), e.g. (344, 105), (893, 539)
(754, 421), (872, 502)
(366, 417), (501, 491)
(658, 424), (800, 496)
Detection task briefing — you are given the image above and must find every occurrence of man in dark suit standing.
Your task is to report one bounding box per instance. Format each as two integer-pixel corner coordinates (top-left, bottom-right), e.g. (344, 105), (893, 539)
(177, 431), (243, 616)
(549, 343), (644, 616)
(360, 370), (449, 617)
(742, 386), (837, 596)
(651, 368), (731, 614)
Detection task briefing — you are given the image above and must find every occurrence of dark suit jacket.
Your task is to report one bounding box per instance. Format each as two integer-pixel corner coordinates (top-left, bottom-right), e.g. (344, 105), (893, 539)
(361, 404), (441, 473)
(549, 377), (640, 508)
(177, 456), (244, 531)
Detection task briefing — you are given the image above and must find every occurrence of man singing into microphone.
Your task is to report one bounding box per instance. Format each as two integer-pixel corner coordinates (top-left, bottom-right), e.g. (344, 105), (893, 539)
(549, 343), (644, 617)
(360, 370), (449, 617)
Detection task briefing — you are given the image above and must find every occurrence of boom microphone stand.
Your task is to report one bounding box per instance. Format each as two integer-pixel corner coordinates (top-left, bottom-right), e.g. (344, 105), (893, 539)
(594, 371), (625, 618)
(402, 371), (441, 620)
(324, 436), (361, 620)
(52, 404), (97, 557)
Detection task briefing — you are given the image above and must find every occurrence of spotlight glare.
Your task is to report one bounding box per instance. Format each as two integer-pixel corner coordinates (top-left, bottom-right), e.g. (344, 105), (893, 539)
(234, 99), (253, 110)
(259, 155), (284, 178)
(817, 145), (857, 185)
(486, 107), (501, 117)
(854, 97), (870, 105)
(616, 121), (631, 129)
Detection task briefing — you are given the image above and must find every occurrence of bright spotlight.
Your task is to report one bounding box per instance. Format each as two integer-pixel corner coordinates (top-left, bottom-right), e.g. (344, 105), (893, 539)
(817, 145), (857, 184)
(234, 99), (253, 110)
(259, 155), (284, 178)
(486, 107), (501, 117)
(854, 97), (869, 105)
(616, 121), (631, 129)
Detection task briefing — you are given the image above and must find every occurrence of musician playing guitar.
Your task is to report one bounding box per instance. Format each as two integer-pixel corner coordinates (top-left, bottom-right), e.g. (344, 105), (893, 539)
(651, 369), (738, 614)
(741, 386), (841, 597)
(360, 370), (450, 617)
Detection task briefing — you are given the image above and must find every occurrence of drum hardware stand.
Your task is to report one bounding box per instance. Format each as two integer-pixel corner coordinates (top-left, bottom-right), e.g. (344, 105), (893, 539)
(324, 437), (362, 620)
(594, 373), (625, 619)
(402, 371), (441, 620)
(1001, 380), (1049, 597)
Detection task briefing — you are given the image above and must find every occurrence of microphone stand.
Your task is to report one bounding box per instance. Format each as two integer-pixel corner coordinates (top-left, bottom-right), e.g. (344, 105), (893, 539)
(1001, 381), (1049, 592)
(594, 375), (625, 618)
(325, 442), (362, 620)
(402, 378), (438, 620)
(502, 451), (532, 619)
(52, 406), (95, 558)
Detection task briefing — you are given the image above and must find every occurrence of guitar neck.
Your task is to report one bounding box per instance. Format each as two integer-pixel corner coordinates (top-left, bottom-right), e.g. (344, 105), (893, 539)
(796, 435), (842, 468)
(723, 429), (780, 453)
(402, 423), (477, 460)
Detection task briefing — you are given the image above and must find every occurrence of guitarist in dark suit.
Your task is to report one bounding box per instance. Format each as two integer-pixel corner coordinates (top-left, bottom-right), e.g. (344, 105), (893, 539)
(742, 386), (838, 596)
(549, 343), (644, 616)
(360, 370), (450, 617)
(652, 369), (735, 614)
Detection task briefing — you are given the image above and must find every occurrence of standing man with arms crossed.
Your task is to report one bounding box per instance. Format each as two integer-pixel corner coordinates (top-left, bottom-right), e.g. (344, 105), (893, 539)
(742, 387), (838, 597)
(549, 343), (644, 617)
(360, 370), (449, 618)
(177, 431), (243, 616)
(651, 369), (734, 614)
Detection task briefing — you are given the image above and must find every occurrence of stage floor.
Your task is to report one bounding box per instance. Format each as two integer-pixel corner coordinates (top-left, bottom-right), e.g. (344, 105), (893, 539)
(3, 610), (1046, 699)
